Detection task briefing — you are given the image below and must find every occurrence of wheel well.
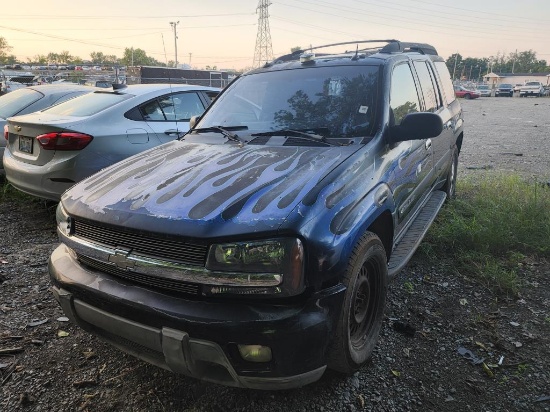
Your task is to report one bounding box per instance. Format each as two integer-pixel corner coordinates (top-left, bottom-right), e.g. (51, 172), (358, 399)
(455, 131), (464, 154)
(367, 210), (393, 262)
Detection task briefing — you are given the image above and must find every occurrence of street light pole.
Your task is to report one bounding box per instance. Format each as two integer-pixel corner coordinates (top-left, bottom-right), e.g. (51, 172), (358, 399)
(169, 21), (180, 67)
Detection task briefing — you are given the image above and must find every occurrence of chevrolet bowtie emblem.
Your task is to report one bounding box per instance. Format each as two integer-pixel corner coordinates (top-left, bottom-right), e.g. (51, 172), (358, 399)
(15, 125), (22, 132)
(108, 250), (135, 270)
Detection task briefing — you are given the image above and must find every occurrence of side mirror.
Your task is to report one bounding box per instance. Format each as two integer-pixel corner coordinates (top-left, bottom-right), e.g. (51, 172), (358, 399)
(389, 112), (443, 143)
(189, 115), (200, 129)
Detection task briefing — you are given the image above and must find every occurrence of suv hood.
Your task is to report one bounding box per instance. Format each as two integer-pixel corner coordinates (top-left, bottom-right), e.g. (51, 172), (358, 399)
(62, 141), (359, 238)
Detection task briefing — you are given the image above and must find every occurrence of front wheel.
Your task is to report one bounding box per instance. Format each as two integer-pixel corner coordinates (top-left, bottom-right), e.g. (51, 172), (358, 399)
(464, 94), (471, 100)
(327, 232), (388, 374)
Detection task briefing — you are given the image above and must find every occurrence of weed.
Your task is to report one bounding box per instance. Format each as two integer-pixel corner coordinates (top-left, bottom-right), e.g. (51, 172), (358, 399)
(423, 173), (550, 296)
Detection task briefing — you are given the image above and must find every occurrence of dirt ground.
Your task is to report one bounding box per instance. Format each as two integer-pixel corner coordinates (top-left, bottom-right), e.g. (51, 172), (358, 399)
(1, 97), (549, 411)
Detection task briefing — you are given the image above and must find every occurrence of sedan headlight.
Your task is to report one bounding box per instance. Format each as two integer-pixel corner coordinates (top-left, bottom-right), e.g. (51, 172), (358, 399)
(56, 202), (72, 238)
(205, 238), (304, 297)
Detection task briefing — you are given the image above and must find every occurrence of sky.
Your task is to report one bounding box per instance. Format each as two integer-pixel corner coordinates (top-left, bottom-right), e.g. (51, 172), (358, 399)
(0, 0), (548, 70)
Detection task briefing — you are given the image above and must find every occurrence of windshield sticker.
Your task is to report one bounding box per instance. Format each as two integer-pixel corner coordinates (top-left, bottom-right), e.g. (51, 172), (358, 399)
(358, 106), (368, 114)
(328, 79), (342, 96)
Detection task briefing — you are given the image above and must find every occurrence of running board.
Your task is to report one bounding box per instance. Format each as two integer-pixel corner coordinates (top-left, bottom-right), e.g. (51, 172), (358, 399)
(387, 190), (447, 278)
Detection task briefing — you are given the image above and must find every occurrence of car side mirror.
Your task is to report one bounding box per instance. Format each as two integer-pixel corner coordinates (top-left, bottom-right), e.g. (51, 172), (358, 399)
(189, 115), (201, 129)
(389, 112), (443, 143)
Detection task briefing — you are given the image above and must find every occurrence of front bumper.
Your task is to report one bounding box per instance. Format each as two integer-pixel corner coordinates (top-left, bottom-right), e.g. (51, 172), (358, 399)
(49, 244), (345, 389)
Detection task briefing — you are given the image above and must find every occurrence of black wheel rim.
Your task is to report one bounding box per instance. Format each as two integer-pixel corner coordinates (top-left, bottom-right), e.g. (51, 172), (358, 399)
(349, 260), (380, 348)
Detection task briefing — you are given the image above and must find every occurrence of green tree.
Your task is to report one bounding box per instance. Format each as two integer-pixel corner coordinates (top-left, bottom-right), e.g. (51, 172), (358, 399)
(58, 51), (73, 64)
(34, 54), (48, 64)
(291, 46), (302, 53)
(121, 47), (161, 66)
(0, 36), (13, 63)
(90, 51), (106, 64)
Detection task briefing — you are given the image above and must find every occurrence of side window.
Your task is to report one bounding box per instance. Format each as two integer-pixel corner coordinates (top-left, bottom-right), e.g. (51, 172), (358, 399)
(413, 61), (440, 112)
(433, 61), (456, 105)
(390, 63), (421, 125)
(170, 92), (204, 120)
(141, 100), (165, 121)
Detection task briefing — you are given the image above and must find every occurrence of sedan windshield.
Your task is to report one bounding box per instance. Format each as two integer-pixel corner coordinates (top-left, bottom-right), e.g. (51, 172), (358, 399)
(198, 66), (380, 139)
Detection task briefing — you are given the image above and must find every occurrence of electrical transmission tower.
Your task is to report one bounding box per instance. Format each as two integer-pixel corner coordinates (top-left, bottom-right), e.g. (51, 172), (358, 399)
(253, 0), (273, 68)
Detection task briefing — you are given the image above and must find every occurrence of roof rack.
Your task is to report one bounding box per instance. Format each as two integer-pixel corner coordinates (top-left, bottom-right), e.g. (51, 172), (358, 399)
(271, 40), (438, 65)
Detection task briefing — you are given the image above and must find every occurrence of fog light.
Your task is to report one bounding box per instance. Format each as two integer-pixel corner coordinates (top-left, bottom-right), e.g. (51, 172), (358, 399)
(238, 344), (272, 363)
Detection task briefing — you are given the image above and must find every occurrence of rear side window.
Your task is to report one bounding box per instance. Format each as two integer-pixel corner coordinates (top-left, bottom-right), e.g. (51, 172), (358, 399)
(0, 88), (43, 118)
(433, 61), (456, 105)
(140, 92), (205, 121)
(43, 92), (132, 116)
(413, 61), (441, 112)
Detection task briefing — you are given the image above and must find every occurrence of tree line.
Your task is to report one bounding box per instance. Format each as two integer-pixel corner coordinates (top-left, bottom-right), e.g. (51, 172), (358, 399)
(1, 36), (549, 75)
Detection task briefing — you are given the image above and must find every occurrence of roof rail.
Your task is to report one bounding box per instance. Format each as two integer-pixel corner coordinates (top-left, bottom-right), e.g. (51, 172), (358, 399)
(271, 40), (438, 65)
(379, 41), (438, 55)
(272, 39), (399, 64)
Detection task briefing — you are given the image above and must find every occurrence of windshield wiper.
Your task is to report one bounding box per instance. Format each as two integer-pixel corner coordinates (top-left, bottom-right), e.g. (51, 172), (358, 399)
(250, 129), (344, 146)
(190, 126), (248, 147)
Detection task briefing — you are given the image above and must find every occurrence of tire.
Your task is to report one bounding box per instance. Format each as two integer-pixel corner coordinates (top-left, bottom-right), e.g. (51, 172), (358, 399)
(464, 94), (471, 100)
(327, 232), (388, 374)
(442, 146), (459, 200)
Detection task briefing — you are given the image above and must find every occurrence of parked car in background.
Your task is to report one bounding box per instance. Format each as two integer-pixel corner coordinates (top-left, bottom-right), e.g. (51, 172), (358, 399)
(1, 84), (98, 173)
(513, 84), (523, 92)
(475, 84), (491, 97)
(4, 84), (220, 200)
(454, 85), (480, 99)
(48, 40), (464, 389)
(519, 81), (545, 97)
(495, 83), (514, 97)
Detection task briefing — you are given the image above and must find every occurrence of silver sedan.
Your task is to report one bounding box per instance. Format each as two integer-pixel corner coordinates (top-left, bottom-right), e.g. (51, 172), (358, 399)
(3, 84), (219, 200)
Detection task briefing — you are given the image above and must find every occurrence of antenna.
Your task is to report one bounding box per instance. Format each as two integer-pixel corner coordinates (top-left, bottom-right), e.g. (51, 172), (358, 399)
(161, 33), (168, 66)
(253, 0), (273, 68)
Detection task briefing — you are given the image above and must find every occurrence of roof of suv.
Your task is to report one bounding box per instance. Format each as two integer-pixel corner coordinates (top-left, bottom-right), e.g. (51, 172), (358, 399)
(249, 40), (443, 74)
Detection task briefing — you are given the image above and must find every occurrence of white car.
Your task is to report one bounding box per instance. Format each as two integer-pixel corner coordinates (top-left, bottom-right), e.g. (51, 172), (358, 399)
(4, 83), (220, 200)
(475, 84), (491, 97)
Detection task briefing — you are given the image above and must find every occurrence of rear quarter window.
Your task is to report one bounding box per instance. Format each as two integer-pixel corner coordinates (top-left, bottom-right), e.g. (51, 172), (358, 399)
(43, 92), (132, 117)
(433, 61), (456, 105)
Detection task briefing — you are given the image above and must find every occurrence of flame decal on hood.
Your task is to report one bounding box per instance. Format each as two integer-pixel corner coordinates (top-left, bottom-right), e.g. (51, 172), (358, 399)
(65, 142), (351, 228)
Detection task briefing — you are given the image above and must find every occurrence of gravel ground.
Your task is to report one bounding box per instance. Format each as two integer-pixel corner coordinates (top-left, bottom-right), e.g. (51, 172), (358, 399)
(1, 97), (549, 411)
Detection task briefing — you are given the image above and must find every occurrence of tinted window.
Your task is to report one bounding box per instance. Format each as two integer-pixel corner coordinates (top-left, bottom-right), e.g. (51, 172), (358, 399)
(44, 92), (132, 116)
(200, 66), (380, 138)
(390, 63), (420, 125)
(433, 61), (456, 105)
(0, 88), (43, 118)
(140, 92), (205, 121)
(413, 61), (439, 112)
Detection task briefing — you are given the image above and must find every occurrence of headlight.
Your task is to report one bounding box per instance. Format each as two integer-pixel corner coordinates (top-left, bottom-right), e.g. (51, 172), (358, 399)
(205, 238), (304, 297)
(56, 202), (72, 237)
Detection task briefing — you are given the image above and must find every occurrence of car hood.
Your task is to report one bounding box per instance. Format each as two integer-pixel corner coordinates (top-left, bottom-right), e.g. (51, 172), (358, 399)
(62, 141), (359, 238)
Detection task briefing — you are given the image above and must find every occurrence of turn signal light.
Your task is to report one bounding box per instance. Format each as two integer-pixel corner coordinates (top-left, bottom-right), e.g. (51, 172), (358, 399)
(36, 132), (93, 151)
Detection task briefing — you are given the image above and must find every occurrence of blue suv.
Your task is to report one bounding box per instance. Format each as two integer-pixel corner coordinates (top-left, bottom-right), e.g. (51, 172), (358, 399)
(49, 40), (464, 390)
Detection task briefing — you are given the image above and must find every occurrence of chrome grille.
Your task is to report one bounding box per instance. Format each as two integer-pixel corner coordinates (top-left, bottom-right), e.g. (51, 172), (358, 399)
(73, 219), (207, 266)
(77, 253), (201, 295)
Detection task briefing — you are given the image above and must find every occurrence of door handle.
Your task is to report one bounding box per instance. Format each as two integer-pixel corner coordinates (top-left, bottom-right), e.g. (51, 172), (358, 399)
(164, 129), (183, 136)
(425, 139), (432, 150)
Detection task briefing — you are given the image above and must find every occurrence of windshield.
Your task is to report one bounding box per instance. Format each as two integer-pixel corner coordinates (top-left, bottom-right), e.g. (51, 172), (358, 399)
(526, 82), (539, 86)
(477, 85), (489, 90)
(198, 66), (380, 139)
(500, 84), (512, 88)
(0, 88), (42, 118)
(43, 91), (132, 117)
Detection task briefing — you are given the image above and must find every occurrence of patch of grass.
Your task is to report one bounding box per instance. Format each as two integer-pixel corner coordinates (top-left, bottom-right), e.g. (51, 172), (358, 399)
(422, 173), (550, 296)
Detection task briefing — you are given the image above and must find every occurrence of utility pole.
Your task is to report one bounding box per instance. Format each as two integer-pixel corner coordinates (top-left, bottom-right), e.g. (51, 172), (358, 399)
(253, 0), (273, 68)
(189, 53), (192, 66)
(170, 21), (180, 67)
